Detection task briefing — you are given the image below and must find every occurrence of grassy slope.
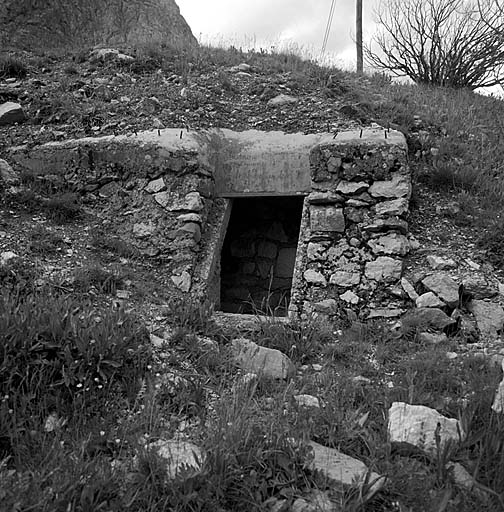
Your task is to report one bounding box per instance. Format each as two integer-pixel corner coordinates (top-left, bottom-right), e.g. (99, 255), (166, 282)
(1, 44), (504, 511)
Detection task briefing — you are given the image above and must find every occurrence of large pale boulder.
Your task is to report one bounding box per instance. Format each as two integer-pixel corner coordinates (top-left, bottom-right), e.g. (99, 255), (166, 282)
(388, 402), (464, 456)
(231, 338), (296, 380)
(422, 273), (460, 307)
(147, 439), (205, 479)
(307, 441), (386, 498)
(0, 102), (26, 125)
(468, 300), (504, 338)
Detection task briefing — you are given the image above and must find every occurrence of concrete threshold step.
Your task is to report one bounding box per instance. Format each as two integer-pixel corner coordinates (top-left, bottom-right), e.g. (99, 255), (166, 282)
(212, 311), (290, 333)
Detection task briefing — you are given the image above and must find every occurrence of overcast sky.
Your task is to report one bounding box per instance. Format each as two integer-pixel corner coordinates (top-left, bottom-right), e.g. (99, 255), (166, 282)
(177, 0), (379, 69)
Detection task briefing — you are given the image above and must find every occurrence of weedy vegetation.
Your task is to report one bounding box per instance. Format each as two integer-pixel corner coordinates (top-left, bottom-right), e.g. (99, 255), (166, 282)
(1, 38), (504, 511)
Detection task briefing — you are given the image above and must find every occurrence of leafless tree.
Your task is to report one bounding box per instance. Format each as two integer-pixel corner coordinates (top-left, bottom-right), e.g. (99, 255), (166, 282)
(365, 0), (504, 89)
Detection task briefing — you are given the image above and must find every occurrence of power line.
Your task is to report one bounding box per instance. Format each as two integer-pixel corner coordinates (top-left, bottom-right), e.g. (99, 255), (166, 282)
(321, 0), (336, 56)
(321, 0), (336, 55)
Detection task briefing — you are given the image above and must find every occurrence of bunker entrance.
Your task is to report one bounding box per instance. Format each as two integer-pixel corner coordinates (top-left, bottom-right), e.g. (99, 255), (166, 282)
(220, 196), (304, 316)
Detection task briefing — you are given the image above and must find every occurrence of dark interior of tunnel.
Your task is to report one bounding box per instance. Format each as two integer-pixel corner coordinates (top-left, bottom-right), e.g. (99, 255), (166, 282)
(220, 196), (304, 316)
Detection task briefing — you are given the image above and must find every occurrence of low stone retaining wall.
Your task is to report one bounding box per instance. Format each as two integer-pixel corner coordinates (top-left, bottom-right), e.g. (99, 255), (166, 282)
(10, 133), (215, 294)
(290, 129), (411, 320)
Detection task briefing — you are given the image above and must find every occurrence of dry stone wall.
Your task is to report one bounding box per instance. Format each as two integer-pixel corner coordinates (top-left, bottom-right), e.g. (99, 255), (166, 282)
(11, 137), (214, 295)
(290, 129), (412, 320)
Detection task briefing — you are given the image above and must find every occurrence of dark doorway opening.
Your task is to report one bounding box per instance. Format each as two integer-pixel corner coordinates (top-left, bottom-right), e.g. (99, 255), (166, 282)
(220, 196), (304, 316)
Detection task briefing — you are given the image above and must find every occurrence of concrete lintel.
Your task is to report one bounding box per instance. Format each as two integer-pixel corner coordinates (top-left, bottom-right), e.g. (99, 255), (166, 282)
(8, 127), (332, 196)
(320, 127), (407, 148)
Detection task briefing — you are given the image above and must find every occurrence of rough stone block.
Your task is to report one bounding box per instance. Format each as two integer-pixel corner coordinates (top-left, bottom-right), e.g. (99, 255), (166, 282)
(365, 257), (402, 282)
(468, 300), (504, 338)
(154, 191), (172, 207)
(177, 222), (201, 243)
(307, 441), (385, 498)
(303, 269), (327, 286)
(144, 177), (166, 193)
(368, 233), (410, 256)
(369, 173), (411, 198)
(388, 402), (464, 456)
(375, 198), (408, 217)
(335, 181), (369, 195)
(148, 439), (205, 480)
(422, 273), (460, 307)
(231, 338), (296, 380)
(329, 271), (360, 287)
(307, 242), (326, 261)
(171, 271), (191, 292)
(310, 206), (345, 232)
(307, 191), (343, 204)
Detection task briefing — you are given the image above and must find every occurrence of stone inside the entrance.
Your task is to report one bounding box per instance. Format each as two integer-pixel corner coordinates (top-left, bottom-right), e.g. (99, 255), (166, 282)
(220, 196), (304, 315)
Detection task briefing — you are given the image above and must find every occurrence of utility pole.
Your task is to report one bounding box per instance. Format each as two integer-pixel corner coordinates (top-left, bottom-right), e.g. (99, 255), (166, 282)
(356, 0), (363, 73)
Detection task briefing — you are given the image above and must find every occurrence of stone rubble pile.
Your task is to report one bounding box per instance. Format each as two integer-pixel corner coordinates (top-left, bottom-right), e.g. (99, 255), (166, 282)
(292, 128), (413, 320)
(399, 268), (504, 343)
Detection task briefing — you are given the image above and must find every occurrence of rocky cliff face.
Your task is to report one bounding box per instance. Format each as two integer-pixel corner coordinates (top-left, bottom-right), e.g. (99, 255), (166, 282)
(0, 0), (197, 49)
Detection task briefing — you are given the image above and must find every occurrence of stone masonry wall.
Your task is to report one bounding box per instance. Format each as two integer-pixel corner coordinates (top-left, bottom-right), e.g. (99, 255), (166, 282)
(10, 127), (412, 316)
(290, 128), (412, 321)
(10, 138), (215, 295)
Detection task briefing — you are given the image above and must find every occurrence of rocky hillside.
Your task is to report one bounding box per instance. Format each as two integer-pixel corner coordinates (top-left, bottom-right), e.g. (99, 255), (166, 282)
(0, 0), (197, 49)
(2, 45), (504, 511)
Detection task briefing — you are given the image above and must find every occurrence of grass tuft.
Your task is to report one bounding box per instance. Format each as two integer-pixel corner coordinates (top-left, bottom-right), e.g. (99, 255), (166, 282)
(0, 55), (28, 78)
(72, 265), (124, 294)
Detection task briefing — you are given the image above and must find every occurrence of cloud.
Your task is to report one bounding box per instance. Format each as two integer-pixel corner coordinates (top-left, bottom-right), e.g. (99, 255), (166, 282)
(177, 0), (379, 60)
